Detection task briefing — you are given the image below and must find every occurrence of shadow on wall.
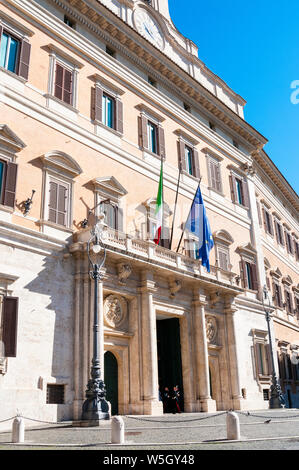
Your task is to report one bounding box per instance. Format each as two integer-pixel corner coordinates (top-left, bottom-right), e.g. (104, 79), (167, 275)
(24, 251), (75, 421)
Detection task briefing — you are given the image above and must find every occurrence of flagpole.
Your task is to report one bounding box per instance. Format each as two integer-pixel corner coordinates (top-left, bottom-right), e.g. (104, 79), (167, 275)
(169, 168), (181, 250)
(176, 179), (201, 253)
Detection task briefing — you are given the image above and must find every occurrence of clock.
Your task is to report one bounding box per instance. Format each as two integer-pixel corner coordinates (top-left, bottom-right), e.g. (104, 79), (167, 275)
(134, 9), (164, 50)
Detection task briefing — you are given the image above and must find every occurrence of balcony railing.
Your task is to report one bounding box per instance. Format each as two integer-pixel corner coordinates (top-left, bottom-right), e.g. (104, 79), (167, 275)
(74, 227), (238, 287)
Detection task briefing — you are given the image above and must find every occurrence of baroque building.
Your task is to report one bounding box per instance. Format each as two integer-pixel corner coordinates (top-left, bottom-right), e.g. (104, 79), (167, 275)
(0, 0), (298, 425)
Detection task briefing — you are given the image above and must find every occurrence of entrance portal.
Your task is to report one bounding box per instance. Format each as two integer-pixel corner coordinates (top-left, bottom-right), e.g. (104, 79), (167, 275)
(104, 351), (118, 415)
(157, 317), (184, 411)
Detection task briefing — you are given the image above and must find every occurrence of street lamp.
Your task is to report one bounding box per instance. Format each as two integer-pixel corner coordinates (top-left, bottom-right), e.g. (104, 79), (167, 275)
(262, 285), (285, 409)
(81, 210), (110, 422)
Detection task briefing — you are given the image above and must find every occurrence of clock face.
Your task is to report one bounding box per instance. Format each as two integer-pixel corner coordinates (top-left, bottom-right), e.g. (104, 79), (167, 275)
(134, 9), (164, 50)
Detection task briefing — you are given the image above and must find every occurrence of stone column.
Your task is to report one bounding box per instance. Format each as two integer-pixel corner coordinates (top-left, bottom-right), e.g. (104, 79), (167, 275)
(138, 271), (163, 415)
(193, 290), (217, 412)
(73, 251), (82, 420)
(224, 295), (244, 410)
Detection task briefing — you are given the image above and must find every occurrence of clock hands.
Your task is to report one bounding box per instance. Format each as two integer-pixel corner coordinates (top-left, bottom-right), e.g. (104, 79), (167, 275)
(143, 22), (155, 40)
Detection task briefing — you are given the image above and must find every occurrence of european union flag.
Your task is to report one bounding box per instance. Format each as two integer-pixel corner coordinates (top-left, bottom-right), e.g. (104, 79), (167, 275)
(185, 184), (214, 272)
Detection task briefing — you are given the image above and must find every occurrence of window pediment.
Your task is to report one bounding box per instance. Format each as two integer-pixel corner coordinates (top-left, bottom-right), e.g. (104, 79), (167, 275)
(236, 242), (256, 257)
(213, 230), (234, 246)
(0, 125), (26, 155)
(135, 104), (165, 123)
(282, 275), (293, 286)
(41, 151), (82, 177)
(270, 267), (283, 280)
(92, 176), (128, 200)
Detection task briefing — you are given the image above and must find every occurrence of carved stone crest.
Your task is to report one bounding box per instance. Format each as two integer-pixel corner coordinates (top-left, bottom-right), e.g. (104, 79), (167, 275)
(206, 316), (218, 343)
(104, 295), (127, 328)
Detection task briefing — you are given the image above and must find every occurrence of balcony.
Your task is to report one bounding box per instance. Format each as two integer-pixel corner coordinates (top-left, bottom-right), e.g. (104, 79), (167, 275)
(72, 227), (240, 291)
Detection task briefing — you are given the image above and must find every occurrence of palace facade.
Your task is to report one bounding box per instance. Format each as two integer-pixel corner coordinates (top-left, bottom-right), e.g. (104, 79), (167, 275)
(0, 0), (298, 426)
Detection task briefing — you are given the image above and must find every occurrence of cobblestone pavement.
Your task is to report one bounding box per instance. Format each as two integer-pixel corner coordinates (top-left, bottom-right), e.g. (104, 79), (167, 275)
(0, 409), (299, 451)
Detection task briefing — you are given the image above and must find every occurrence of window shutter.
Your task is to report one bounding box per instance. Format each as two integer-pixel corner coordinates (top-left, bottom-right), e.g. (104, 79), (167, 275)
(272, 281), (278, 307)
(262, 206), (268, 233)
(266, 276), (270, 290)
(0, 26), (3, 42)
(218, 250), (228, 271)
(229, 174), (237, 202)
(117, 206), (123, 232)
(192, 148), (200, 179)
(209, 160), (216, 189)
(256, 200), (262, 226)
(48, 181), (58, 223)
(251, 264), (258, 291)
(157, 126), (165, 158)
(239, 260), (247, 288)
(177, 140), (186, 172)
(278, 284), (283, 308)
(54, 64), (64, 101)
(91, 86), (103, 122)
(57, 184), (68, 226)
(2, 297), (18, 357)
(214, 161), (221, 191)
(115, 99), (123, 134)
(254, 343), (263, 376)
(3, 162), (18, 208)
(274, 219), (279, 243)
(242, 180), (250, 208)
(138, 115), (148, 149)
(268, 212), (274, 235)
(18, 40), (31, 80)
(63, 68), (73, 105)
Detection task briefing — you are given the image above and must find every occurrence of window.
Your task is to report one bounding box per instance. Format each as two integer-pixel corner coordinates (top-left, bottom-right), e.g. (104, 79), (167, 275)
(183, 103), (191, 112)
(63, 15), (75, 29)
(0, 31), (19, 73)
(229, 173), (249, 207)
(102, 93), (115, 129)
(217, 246), (229, 271)
(261, 206), (274, 235)
(0, 26), (31, 80)
(102, 202), (123, 231)
(54, 63), (73, 105)
(106, 46), (115, 57)
(0, 296), (18, 358)
(240, 260), (258, 290)
(285, 231), (294, 254)
(91, 79), (124, 134)
(273, 281), (283, 308)
(208, 157), (222, 192)
(294, 239), (299, 261)
(184, 145), (194, 176)
(252, 330), (271, 382)
(46, 384), (64, 404)
(40, 151), (82, 233)
(274, 219), (284, 246)
(48, 178), (69, 227)
(148, 76), (157, 87)
(147, 121), (158, 154)
(0, 159), (18, 209)
(137, 105), (165, 158)
(185, 238), (200, 259)
(233, 140), (239, 148)
(285, 290), (293, 314)
(263, 389), (269, 401)
(177, 136), (200, 178)
(209, 122), (216, 131)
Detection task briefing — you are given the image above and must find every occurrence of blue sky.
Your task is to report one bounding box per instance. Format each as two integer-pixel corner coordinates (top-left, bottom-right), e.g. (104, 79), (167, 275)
(168, 0), (299, 195)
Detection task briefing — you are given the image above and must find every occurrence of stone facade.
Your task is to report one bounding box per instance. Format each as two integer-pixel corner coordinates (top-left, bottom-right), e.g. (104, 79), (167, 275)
(0, 0), (298, 429)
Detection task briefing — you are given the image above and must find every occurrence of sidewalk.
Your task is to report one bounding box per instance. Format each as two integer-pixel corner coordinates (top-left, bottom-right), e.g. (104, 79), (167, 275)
(0, 409), (299, 450)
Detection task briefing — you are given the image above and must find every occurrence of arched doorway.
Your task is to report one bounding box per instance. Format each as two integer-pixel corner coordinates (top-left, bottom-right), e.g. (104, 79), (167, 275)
(104, 351), (118, 415)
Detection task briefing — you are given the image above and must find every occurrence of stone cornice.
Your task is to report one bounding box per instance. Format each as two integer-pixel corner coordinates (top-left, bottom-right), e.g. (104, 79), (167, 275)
(16, 0), (266, 149)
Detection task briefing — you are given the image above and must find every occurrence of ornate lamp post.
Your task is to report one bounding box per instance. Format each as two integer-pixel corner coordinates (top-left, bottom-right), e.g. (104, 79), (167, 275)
(262, 285), (285, 409)
(81, 211), (110, 422)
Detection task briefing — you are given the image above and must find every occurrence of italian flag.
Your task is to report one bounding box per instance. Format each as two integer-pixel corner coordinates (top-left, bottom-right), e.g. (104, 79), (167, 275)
(154, 162), (163, 245)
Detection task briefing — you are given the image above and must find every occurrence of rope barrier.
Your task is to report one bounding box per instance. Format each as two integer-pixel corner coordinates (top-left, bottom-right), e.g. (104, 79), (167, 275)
(235, 411), (299, 420)
(125, 411), (228, 424)
(0, 416), (17, 424)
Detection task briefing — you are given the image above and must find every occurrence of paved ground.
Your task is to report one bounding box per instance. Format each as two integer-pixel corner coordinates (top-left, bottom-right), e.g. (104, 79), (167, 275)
(0, 409), (299, 451)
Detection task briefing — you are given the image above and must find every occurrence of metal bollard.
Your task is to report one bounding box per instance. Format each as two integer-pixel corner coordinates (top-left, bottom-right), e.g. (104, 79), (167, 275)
(226, 411), (240, 441)
(12, 416), (25, 443)
(111, 416), (125, 444)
